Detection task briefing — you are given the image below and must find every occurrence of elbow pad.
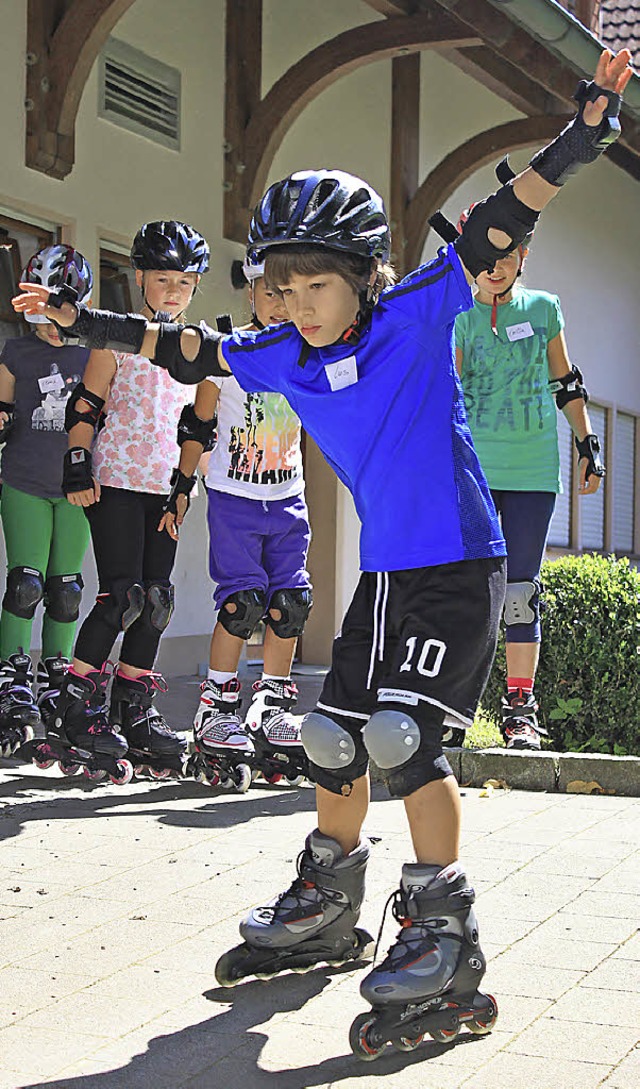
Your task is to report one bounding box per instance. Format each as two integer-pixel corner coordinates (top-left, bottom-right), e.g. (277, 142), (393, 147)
(64, 382), (106, 433)
(177, 402), (218, 452)
(549, 365), (589, 410)
(530, 80), (622, 187)
(447, 183), (539, 277)
(154, 322), (225, 385)
(0, 401), (15, 444)
(51, 302), (148, 354)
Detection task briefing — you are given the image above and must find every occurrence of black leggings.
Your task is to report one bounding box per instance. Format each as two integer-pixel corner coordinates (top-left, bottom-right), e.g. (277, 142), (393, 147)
(74, 486), (177, 670)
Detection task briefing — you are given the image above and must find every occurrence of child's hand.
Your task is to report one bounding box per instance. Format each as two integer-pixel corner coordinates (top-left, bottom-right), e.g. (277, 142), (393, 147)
(583, 49), (633, 127)
(12, 282), (77, 327)
(578, 457), (601, 495)
(158, 495), (188, 539)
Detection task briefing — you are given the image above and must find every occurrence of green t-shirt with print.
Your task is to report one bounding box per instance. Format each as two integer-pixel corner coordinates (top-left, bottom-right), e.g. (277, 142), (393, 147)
(455, 287), (564, 492)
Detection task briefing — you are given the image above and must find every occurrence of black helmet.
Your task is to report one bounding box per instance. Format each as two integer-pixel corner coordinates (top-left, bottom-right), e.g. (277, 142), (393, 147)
(130, 221), (210, 274)
(22, 244), (93, 325)
(248, 170), (391, 263)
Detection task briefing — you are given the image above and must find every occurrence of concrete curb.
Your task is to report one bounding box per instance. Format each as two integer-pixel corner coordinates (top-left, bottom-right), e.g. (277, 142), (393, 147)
(371, 749), (640, 796)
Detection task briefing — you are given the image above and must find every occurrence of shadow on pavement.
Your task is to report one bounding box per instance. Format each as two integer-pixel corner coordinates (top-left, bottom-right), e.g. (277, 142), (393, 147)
(17, 961), (493, 1088)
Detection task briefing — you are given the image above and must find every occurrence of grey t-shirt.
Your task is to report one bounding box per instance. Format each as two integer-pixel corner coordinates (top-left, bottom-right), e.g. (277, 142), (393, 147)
(0, 334), (89, 499)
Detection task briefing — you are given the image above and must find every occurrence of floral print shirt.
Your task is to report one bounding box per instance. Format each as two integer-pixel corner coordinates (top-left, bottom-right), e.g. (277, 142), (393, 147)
(92, 352), (184, 494)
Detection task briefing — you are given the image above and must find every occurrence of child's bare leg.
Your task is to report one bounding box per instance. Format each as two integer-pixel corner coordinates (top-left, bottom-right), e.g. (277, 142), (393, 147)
(262, 626), (296, 676)
(316, 776), (370, 855)
(209, 622), (243, 672)
(403, 775), (461, 866)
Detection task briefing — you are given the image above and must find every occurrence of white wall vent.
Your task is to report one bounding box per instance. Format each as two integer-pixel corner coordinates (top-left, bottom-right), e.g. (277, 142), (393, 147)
(99, 38), (181, 151)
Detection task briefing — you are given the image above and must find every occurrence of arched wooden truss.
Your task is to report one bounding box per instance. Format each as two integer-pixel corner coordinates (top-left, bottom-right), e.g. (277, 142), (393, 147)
(25, 0), (640, 268)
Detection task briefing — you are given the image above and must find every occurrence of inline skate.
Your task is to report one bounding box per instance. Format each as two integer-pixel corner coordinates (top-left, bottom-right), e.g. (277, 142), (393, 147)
(110, 669), (187, 779)
(349, 861), (497, 1061)
(501, 689), (546, 750)
(215, 830), (374, 986)
(36, 654), (71, 729)
(244, 678), (309, 786)
(0, 651), (41, 757)
(31, 667), (133, 783)
(189, 677), (254, 792)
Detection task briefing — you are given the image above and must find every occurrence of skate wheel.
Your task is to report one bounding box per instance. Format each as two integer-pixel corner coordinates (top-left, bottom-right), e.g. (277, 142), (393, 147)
(392, 1031), (424, 1052)
(429, 1002), (460, 1043)
(250, 769), (261, 782)
(34, 759), (56, 770)
(206, 770), (220, 787)
(265, 772), (283, 785)
(220, 775), (234, 790)
(83, 767), (107, 782)
(285, 774), (305, 787)
(215, 945), (253, 988)
(110, 759), (133, 786)
(59, 761), (81, 776)
(235, 764), (252, 794)
(350, 1012), (386, 1062)
(149, 767), (172, 780)
(468, 994), (498, 1035)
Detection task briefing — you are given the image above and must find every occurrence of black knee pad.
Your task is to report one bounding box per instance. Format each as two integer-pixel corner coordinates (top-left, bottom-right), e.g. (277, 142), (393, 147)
(96, 580), (146, 633)
(219, 588), (267, 640)
(266, 587), (312, 639)
(3, 566), (44, 619)
(301, 710), (369, 796)
(44, 573), (84, 623)
(141, 582), (175, 633)
(363, 707), (452, 798)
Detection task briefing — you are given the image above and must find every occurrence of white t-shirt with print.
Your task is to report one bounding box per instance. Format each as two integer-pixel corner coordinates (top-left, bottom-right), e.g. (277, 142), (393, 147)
(92, 352), (185, 494)
(205, 374), (304, 500)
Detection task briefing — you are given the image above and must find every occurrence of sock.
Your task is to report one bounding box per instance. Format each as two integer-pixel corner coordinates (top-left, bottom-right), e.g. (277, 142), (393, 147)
(507, 676), (534, 699)
(261, 673), (288, 683)
(208, 669), (237, 685)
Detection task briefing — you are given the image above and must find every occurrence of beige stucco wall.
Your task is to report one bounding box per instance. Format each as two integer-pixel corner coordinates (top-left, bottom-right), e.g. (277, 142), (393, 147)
(0, 0), (637, 668)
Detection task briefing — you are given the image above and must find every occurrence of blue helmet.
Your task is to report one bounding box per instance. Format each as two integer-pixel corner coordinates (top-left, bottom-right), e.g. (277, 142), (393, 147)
(22, 244), (93, 324)
(248, 170), (391, 263)
(130, 221), (209, 274)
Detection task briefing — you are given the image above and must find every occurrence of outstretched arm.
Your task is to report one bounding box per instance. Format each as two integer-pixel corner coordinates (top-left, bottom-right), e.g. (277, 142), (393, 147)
(11, 287), (231, 385)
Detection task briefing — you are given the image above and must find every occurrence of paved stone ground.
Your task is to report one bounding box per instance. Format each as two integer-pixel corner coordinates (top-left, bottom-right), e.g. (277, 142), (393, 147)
(0, 673), (638, 1088)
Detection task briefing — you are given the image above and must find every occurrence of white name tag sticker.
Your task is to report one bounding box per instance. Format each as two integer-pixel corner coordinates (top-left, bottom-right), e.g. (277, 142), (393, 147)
(38, 373), (66, 394)
(325, 356), (358, 392)
(505, 321), (534, 342)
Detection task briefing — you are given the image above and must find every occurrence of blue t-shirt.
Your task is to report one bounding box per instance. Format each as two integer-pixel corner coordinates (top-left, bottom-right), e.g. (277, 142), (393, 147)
(221, 245), (505, 573)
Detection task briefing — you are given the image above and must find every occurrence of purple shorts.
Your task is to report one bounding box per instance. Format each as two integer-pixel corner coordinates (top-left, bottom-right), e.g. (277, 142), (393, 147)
(206, 488), (312, 609)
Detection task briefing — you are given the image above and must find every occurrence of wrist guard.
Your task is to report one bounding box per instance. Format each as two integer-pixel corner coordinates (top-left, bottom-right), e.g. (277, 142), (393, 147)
(154, 322), (225, 385)
(177, 402), (218, 452)
(62, 447), (94, 496)
(52, 303), (148, 353)
(162, 467), (197, 516)
(575, 433), (606, 480)
(530, 80), (622, 187)
(0, 401), (15, 444)
(436, 183), (539, 277)
(549, 364), (589, 410)
(65, 382), (106, 433)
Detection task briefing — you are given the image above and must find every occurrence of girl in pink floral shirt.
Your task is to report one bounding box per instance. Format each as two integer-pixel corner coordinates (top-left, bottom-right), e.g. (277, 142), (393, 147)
(32, 223), (210, 782)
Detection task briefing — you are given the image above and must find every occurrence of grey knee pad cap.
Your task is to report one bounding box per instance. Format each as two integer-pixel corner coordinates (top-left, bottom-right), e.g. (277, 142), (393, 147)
(504, 580), (538, 626)
(363, 709), (421, 769)
(301, 712), (357, 770)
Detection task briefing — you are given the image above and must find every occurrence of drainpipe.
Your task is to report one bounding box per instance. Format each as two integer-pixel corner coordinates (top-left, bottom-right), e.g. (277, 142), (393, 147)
(485, 0), (640, 116)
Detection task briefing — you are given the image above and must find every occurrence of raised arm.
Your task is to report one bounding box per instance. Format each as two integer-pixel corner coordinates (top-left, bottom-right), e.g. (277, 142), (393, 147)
(432, 48), (633, 284)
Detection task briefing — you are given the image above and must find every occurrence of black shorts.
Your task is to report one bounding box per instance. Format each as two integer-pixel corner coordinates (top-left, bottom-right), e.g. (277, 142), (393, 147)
(317, 556), (506, 735)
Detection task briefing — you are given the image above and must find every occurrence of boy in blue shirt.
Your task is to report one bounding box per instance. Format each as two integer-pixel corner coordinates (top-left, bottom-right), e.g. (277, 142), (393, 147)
(15, 46), (631, 1060)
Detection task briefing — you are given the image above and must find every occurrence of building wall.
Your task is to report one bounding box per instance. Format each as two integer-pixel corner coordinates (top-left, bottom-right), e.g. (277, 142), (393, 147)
(0, 0), (637, 669)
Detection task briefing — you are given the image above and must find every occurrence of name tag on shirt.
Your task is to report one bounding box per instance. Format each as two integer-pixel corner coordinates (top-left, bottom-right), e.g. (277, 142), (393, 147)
(505, 321), (534, 342)
(325, 356), (358, 392)
(38, 373), (66, 394)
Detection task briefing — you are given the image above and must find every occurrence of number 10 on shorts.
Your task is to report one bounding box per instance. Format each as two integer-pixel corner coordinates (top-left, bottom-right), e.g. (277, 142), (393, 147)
(399, 637), (447, 677)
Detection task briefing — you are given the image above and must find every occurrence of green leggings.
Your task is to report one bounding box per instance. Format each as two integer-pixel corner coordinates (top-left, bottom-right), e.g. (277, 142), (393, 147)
(0, 483), (91, 660)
